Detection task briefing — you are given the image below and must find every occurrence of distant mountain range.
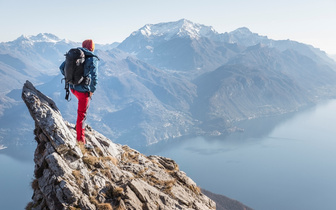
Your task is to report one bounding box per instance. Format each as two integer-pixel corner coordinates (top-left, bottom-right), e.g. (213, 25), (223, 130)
(1, 19), (336, 150)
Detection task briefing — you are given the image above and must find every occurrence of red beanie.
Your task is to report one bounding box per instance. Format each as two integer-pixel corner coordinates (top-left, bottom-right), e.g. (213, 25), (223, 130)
(82, 39), (95, 51)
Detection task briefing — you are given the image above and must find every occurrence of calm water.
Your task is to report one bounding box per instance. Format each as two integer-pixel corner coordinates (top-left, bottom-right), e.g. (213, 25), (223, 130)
(145, 100), (336, 210)
(1, 100), (336, 209)
(0, 145), (35, 210)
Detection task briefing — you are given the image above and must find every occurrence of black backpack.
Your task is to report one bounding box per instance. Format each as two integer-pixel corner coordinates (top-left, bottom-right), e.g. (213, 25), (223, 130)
(64, 48), (85, 85)
(63, 48), (86, 101)
(62, 48), (99, 101)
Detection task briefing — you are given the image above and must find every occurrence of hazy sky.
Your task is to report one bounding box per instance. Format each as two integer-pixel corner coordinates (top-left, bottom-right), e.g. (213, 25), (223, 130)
(1, 0), (335, 54)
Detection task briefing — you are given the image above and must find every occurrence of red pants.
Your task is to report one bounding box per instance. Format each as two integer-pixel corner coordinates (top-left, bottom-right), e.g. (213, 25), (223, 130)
(71, 89), (90, 144)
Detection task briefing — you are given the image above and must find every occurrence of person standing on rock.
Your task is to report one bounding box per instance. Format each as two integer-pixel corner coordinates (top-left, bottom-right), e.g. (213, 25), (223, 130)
(59, 39), (99, 148)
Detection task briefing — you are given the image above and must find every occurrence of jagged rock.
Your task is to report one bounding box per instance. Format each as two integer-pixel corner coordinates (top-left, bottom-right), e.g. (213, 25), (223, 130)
(22, 80), (216, 210)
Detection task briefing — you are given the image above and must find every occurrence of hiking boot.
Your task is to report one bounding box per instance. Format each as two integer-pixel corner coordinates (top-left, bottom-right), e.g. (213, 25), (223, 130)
(85, 144), (94, 150)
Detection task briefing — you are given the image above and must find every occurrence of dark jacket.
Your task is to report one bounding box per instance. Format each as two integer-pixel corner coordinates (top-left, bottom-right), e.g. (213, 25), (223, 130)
(60, 47), (99, 93)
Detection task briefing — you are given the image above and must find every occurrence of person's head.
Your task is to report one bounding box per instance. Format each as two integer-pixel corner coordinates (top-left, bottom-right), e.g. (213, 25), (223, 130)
(82, 39), (95, 52)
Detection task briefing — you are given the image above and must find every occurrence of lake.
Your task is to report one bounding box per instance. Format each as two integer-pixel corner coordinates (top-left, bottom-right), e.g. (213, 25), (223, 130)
(1, 100), (336, 210)
(145, 100), (336, 210)
(0, 144), (35, 210)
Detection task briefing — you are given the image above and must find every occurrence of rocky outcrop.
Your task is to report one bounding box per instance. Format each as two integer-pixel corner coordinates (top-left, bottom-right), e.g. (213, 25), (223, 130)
(22, 80), (216, 210)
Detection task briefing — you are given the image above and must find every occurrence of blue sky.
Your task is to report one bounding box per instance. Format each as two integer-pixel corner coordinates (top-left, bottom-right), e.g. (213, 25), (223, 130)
(1, 0), (335, 54)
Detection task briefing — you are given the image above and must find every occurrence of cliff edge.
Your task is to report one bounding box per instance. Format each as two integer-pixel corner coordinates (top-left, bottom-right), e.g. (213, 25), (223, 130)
(22, 80), (216, 210)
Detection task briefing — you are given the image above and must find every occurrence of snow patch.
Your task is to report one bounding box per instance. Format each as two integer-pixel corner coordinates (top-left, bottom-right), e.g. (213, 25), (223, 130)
(137, 19), (219, 41)
(15, 33), (61, 44)
(145, 45), (153, 52)
(140, 25), (152, 37)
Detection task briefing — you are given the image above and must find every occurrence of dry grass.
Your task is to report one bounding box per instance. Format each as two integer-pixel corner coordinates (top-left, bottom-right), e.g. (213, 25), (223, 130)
(161, 179), (176, 197)
(133, 167), (148, 179)
(90, 196), (113, 210)
(114, 187), (124, 196)
(72, 170), (84, 186)
(171, 163), (179, 171)
(101, 156), (119, 166)
(31, 179), (39, 191)
(78, 142), (87, 154)
(103, 185), (125, 210)
(121, 146), (140, 164)
(97, 203), (113, 210)
(188, 184), (201, 195)
(90, 185), (99, 198)
(89, 196), (99, 206)
(83, 155), (99, 166)
(78, 142), (100, 168)
(143, 172), (176, 197)
(105, 185), (124, 200)
(95, 146), (104, 156)
(101, 169), (113, 180)
(149, 158), (165, 169)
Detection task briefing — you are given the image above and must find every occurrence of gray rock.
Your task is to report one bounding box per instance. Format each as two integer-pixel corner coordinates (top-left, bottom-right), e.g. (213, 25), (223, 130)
(22, 80), (216, 210)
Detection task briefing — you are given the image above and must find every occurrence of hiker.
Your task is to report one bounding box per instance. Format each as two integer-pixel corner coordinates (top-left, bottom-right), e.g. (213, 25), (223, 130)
(59, 39), (99, 148)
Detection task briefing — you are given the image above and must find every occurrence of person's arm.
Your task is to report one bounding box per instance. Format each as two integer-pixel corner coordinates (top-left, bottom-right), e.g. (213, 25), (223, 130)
(89, 57), (99, 93)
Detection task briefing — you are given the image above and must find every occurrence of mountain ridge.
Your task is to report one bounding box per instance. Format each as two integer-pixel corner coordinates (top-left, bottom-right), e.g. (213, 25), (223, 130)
(118, 19), (336, 74)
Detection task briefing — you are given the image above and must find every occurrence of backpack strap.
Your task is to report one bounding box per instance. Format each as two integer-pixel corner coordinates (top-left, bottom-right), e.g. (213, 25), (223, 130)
(65, 82), (71, 101)
(85, 54), (100, 61)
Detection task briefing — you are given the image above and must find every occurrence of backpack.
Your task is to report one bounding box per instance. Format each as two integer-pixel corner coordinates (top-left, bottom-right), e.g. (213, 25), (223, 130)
(62, 48), (99, 101)
(64, 48), (85, 85)
(62, 48), (86, 101)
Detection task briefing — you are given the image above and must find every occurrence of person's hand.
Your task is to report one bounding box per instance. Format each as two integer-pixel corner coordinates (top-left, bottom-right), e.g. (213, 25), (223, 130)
(89, 92), (93, 98)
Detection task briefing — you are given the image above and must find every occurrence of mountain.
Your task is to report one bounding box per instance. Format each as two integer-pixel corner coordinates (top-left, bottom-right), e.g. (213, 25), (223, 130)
(223, 27), (269, 46)
(21, 80), (223, 210)
(224, 27), (336, 69)
(202, 189), (253, 210)
(118, 19), (336, 75)
(0, 34), (77, 147)
(192, 44), (336, 127)
(118, 19), (241, 73)
(96, 42), (119, 51)
(0, 33), (76, 93)
(0, 34), (122, 147)
(0, 33), (119, 94)
(1, 20), (336, 150)
(82, 49), (199, 147)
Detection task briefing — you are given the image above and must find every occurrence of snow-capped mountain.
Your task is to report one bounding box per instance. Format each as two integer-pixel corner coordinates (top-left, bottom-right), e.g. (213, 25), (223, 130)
(1, 19), (336, 151)
(14, 33), (64, 44)
(118, 19), (240, 72)
(0, 34), (118, 94)
(135, 19), (220, 40)
(0, 33), (77, 94)
(119, 19), (336, 74)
